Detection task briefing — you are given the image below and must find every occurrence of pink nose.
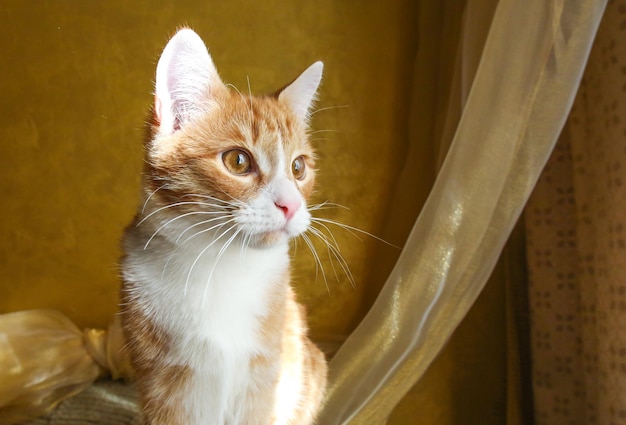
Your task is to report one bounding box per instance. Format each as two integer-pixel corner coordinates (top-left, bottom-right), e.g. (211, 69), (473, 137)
(275, 199), (301, 221)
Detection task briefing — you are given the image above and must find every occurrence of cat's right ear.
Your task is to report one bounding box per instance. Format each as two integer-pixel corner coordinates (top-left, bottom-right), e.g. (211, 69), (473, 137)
(154, 29), (226, 135)
(278, 61), (323, 123)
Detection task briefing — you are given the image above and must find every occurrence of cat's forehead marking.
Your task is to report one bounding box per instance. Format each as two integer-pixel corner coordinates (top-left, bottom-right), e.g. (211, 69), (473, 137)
(254, 149), (273, 177)
(249, 128), (289, 179)
(240, 98), (299, 175)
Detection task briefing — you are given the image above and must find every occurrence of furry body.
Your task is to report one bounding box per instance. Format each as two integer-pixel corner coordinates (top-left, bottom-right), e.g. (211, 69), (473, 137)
(120, 29), (327, 425)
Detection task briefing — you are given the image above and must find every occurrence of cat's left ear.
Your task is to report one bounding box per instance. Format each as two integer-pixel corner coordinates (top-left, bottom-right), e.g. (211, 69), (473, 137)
(278, 61), (323, 122)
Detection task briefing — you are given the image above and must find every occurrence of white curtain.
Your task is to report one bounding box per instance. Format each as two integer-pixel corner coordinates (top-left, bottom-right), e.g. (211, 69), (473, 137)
(317, 0), (607, 423)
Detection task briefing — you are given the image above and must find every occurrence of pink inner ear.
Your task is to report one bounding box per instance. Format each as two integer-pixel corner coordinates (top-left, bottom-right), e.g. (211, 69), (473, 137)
(154, 94), (180, 132)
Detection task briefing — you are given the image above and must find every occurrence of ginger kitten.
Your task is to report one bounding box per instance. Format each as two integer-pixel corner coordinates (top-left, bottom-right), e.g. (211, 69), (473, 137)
(120, 29), (327, 425)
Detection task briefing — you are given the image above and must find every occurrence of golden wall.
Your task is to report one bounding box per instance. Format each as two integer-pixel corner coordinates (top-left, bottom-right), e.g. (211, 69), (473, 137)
(0, 2), (510, 423)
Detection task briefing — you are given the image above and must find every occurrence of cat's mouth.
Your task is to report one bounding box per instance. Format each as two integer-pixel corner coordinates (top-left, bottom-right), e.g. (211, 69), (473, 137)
(236, 207), (310, 249)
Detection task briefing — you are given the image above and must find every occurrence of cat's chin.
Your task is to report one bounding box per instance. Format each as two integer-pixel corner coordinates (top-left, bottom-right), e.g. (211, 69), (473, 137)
(248, 230), (293, 249)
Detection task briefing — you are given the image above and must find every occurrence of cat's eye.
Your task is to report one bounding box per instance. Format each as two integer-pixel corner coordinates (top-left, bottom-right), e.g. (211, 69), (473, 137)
(222, 149), (252, 175)
(292, 156), (306, 180)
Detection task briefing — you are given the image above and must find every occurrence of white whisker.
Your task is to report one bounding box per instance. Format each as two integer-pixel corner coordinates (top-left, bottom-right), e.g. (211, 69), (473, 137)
(161, 250), (178, 282)
(214, 186), (248, 208)
(184, 223), (237, 297)
(309, 104), (349, 116)
(309, 129), (338, 135)
(225, 82), (243, 96)
(239, 231), (252, 261)
(301, 232), (329, 294)
(142, 184), (169, 214)
(310, 219), (341, 249)
(308, 201), (350, 212)
(144, 211), (229, 250)
(246, 76), (254, 129)
(182, 193), (242, 207)
(181, 217), (237, 245)
(308, 227), (340, 284)
(176, 215), (233, 243)
(137, 201), (232, 227)
(291, 235), (299, 257)
(226, 80), (254, 128)
(308, 225), (355, 288)
(201, 228), (242, 307)
(310, 217), (399, 248)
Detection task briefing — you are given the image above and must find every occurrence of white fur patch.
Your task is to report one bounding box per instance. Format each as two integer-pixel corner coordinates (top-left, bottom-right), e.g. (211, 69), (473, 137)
(124, 226), (290, 423)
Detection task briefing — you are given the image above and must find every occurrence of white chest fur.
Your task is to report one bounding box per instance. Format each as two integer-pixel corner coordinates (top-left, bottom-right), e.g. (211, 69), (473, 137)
(126, 235), (290, 356)
(124, 235), (291, 423)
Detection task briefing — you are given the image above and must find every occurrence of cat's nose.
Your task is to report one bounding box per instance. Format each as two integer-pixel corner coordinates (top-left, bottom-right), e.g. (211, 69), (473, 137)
(275, 198), (301, 221)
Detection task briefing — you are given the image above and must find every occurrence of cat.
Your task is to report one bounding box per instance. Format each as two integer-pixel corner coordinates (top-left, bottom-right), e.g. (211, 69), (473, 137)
(119, 28), (327, 425)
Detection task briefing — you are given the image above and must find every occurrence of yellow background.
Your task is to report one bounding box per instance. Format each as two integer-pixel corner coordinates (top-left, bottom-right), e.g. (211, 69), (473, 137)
(0, 2), (514, 423)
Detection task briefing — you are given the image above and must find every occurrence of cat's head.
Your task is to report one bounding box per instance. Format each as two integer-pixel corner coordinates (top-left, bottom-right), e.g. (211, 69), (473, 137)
(143, 29), (323, 249)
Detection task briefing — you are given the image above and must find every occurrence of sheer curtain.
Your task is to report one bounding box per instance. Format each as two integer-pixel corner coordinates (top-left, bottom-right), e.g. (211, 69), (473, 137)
(317, 0), (606, 423)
